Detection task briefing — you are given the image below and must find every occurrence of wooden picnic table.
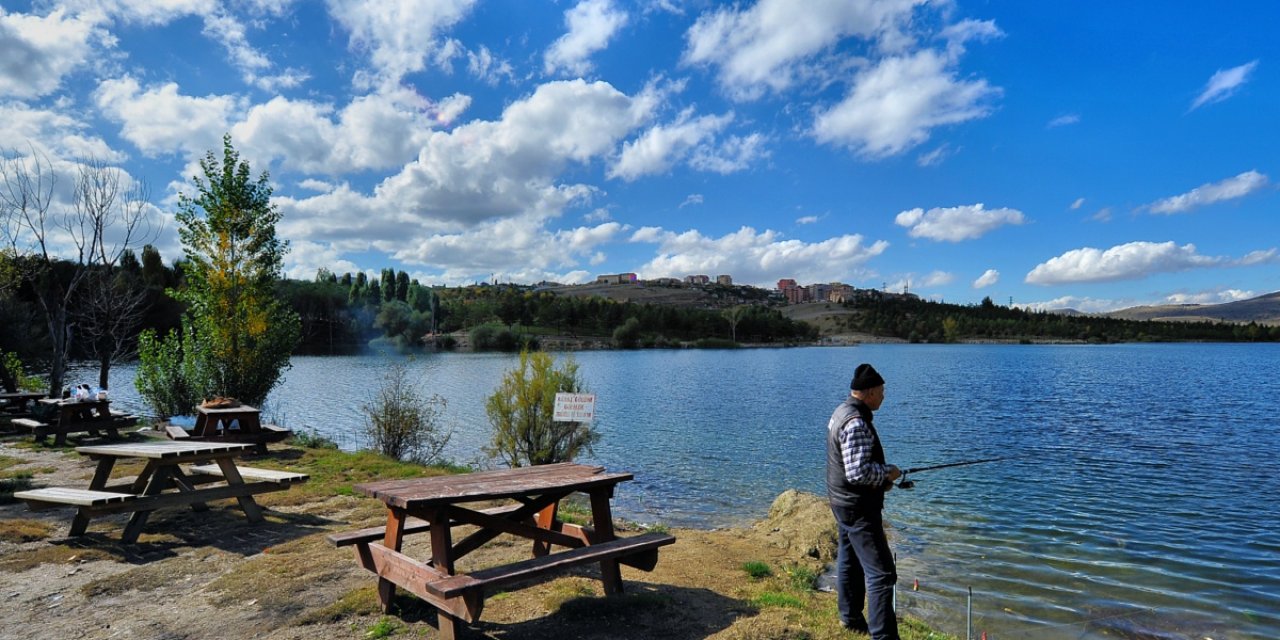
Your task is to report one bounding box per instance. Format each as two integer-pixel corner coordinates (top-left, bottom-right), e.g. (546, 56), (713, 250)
(21, 398), (136, 445)
(1, 390), (45, 414)
(164, 404), (290, 453)
(13, 440), (308, 543)
(329, 462), (675, 640)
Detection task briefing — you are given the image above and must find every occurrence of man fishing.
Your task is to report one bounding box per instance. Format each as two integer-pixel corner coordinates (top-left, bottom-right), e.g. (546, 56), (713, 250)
(826, 363), (901, 639)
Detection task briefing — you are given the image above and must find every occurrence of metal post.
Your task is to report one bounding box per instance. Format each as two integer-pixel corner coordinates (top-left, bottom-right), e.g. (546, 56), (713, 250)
(967, 586), (973, 640)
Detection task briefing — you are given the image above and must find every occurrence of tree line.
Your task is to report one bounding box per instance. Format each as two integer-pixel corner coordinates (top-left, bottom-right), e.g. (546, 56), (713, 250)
(838, 294), (1280, 343)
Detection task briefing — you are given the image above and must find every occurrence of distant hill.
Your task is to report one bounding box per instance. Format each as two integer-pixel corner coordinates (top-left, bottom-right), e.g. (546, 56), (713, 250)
(1106, 291), (1280, 325)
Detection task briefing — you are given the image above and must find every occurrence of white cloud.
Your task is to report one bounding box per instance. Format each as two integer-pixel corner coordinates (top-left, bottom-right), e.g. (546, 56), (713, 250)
(796, 215), (819, 225)
(0, 102), (124, 162)
(916, 144), (953, 167)
(609, 110), (733, 180)
(679, 194), (703, 208)
(285, 240), (364, 280)
(1024, 241), (1277, 285)
(1090, 207), (1112, 223)
(629, 225), (889, 286)
(683, 0), (922, 100)
(973, 269), (999, 288)
(1190, 60), (1259, 110)
(0, 7), (104, 99)
(1048, 113), (1079, 128)
(231, 88), (466, 175)
(1144, 170), (1269, 214)
(270, 79), (655, 284)
(468, 45), (514, 85)
(387, 219), (629, 285)
(920, 270), (954, 287)
(1070, 197), (1085, 210)
(1164, 289), (1256, 305)
(93, 76), (239, 158)
(894, 203), (1025, 242)
(1016, 295), (1128, 314)
(814, 49), (1001, 157)
(544, 0), (629, 76)
(327, 0), (476, 85)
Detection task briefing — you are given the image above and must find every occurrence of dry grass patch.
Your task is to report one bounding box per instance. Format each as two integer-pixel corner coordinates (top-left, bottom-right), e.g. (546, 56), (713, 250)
(0, 544), (115, 573)
(80, 548), (225, 597)
(0, 518), (55, 543)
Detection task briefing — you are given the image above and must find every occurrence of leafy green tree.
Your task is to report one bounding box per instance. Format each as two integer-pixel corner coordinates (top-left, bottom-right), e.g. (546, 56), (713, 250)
(138, 135), (299, 408)
(485, 350), (599, 467)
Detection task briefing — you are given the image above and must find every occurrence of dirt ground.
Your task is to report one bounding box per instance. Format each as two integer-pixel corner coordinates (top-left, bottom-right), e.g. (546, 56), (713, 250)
(0, 438), (896, 640)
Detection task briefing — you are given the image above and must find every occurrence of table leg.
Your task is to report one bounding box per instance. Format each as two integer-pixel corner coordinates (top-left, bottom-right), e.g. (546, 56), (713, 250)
(70, 458), (119, 536)
(533, 501), (559, 557)
(214, 457), (264, 522)
(377, 508), (408, 612)
(168, 467), (209, 511)
(588, 487), (623, 595)
(122, 465), (174, 543)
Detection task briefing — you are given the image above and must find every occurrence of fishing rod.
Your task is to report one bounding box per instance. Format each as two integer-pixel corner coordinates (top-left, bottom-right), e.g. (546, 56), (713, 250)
(896, 457), (1004, 489)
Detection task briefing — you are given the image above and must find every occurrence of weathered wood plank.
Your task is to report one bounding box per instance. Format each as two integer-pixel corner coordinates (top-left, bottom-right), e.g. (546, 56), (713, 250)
(14, 487), (137, 507)
(356, 543), (480, 621)
(429, 532), (676, 598)
(76, 441), (253, 459)
(327, 503), (526, 548)
(187, 464), (309, 484)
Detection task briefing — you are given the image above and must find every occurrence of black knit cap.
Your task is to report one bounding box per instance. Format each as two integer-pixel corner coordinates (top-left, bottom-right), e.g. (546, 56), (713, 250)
(850, 363), (885, 391)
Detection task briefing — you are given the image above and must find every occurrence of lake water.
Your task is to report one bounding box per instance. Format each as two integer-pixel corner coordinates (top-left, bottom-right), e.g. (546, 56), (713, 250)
(71, 343), (1280, 639)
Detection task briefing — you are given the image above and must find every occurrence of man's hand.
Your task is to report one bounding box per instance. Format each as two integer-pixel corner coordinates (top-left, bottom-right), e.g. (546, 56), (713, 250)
(884, 464), (901, 491)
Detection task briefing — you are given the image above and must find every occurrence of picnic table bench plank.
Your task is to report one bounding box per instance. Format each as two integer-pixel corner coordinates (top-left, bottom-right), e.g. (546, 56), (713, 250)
(430, 531), (676, 598)
(188, 463), (309, 484)
(14, 487), (137, 508)
(327, 503), (527, 548)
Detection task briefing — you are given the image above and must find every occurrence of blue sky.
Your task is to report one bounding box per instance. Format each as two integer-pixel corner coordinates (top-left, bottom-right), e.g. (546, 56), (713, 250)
(2, 0), (1277, 312)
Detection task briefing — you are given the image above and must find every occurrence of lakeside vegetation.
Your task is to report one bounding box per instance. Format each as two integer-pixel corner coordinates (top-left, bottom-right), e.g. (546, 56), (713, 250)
(835, 293), (1280, 343)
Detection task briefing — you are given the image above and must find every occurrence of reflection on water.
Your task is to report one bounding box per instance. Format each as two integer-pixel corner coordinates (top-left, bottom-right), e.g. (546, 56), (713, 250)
(72, 343), (1280, 639)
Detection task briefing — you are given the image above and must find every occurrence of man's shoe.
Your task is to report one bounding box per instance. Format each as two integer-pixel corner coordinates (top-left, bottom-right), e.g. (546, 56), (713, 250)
(841, 619), (870, 634)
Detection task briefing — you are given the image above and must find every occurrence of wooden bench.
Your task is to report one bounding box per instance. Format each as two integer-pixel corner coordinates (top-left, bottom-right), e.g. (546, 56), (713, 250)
(165, 425), (190, 439)
(12, 417), (47, 431)
(328, 503), (528, 548)
(188, 464), (309, 485)
(14, 487), (137, 509)
(430, 531), (675, 599)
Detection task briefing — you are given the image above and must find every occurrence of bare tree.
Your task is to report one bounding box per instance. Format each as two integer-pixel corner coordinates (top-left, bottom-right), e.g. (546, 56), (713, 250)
(0, 149), (155, 397)
(722, 304), (747, 342)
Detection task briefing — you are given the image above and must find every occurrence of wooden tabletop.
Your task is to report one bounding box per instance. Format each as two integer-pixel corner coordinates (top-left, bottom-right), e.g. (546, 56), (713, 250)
(356, 462), (634, 509)
(39, 397), (109, 406)
(196, 404), (260, 416)
(76, 441), (254, 459)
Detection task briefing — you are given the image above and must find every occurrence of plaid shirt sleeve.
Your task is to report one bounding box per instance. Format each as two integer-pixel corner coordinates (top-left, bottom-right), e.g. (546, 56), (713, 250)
(839, 416), (887, 487)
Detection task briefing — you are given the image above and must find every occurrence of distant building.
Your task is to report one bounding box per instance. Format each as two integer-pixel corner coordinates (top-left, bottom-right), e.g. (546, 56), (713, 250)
(777, 278), (797, 290)
(653, 277), (682, 286)
(809, 283), (831, 302)
(784, 286), (808, 304)
(596, 273), (638, 285)
(828, 283), (856, 303)
(685, 274), (710, 285)
(716, 275), (733, 286)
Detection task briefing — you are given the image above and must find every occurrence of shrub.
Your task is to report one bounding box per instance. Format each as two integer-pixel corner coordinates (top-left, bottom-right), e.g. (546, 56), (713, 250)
(134, 326), (208, 418)
(485, 350), (599, 467)
(612, 317), (641, 349)
(361, 363), (451, 464)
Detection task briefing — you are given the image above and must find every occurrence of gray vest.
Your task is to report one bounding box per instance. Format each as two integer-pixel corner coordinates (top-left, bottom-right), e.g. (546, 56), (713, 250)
(826, 397), (886, 512)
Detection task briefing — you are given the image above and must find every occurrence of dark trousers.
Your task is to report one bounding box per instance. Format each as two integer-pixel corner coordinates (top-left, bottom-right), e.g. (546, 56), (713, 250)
(832, 505), (899, 640)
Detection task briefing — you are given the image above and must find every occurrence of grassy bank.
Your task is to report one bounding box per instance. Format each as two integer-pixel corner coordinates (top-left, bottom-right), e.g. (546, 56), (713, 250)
(0, 432), (956, 639)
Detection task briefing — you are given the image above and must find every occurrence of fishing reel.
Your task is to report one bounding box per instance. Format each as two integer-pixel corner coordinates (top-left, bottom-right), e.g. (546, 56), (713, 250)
(896, 475), (915, 490)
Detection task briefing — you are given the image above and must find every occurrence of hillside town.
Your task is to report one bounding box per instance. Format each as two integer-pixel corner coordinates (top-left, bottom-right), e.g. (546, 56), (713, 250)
(591, 272), (922, 305)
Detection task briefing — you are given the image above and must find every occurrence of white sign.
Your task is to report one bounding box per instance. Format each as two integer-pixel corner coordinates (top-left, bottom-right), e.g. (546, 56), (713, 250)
(553, 393), (596, 422)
